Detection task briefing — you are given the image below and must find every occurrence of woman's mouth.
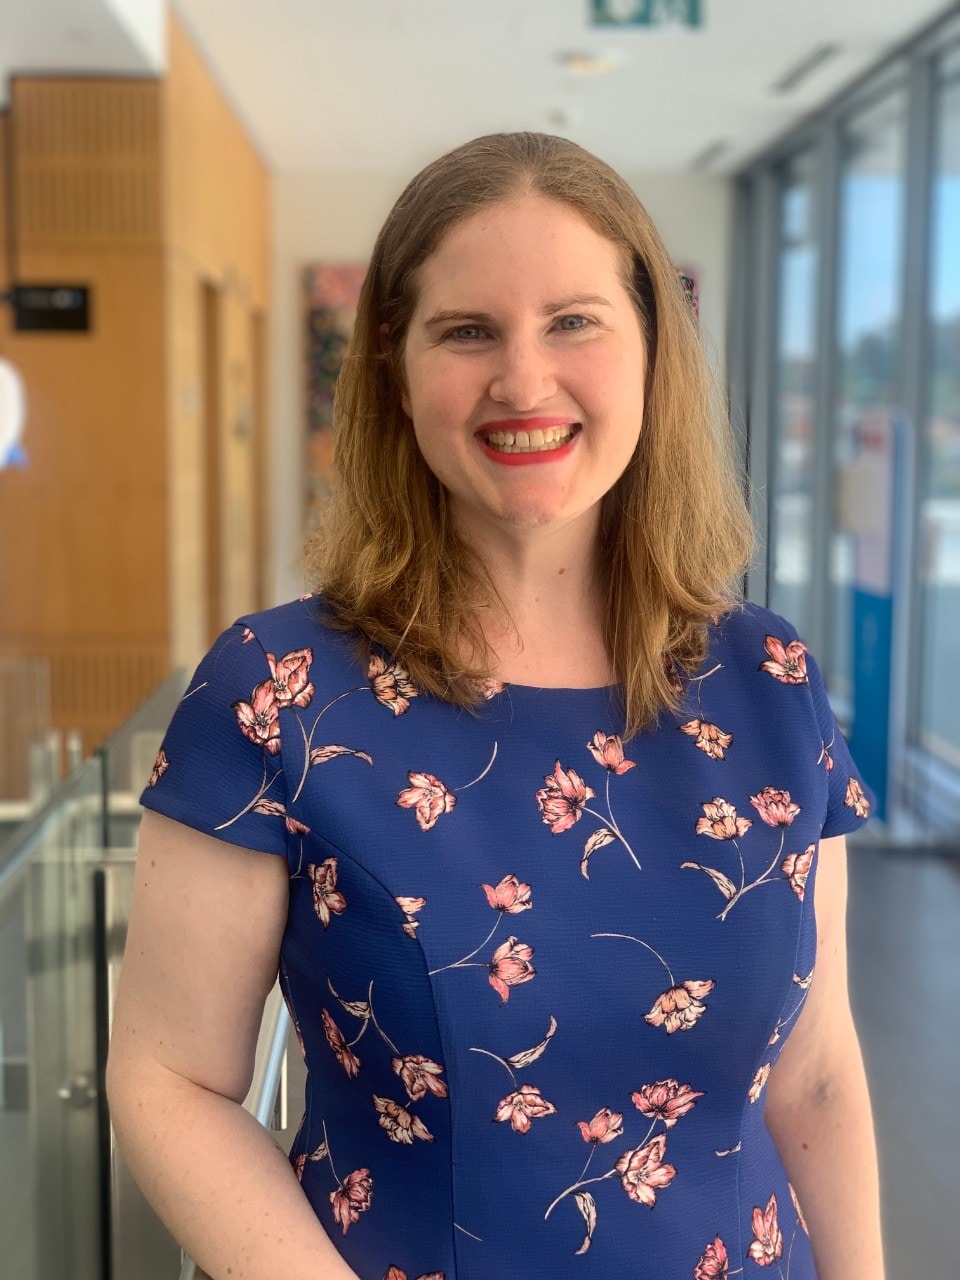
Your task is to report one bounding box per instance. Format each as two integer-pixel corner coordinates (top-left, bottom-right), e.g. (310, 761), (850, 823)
(478, 423), (581, 456)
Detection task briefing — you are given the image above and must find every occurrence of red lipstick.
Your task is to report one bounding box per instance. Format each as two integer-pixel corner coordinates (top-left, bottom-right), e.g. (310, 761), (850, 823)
(476, 419), (580, 467)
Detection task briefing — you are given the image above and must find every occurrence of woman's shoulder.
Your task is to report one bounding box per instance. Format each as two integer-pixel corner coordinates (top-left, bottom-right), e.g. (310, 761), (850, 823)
(237, 593), (338, 644)
(235, 594), (361, 673)
(711, 597), (802, 648)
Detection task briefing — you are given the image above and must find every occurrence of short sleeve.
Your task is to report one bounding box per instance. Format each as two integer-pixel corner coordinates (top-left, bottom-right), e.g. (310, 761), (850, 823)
(799, 640), (875, 839)
(139, 623), (290, 857)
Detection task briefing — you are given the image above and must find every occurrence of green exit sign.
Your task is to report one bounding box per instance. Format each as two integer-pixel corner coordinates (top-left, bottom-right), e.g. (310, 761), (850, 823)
(591, 0), (702, 26)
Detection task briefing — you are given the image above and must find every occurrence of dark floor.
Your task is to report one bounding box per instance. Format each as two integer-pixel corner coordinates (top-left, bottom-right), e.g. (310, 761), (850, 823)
(846, 845), (960, 1280)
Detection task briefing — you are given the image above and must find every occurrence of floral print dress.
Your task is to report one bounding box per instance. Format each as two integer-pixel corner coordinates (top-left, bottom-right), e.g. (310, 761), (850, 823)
(141, 596), (872, 1280)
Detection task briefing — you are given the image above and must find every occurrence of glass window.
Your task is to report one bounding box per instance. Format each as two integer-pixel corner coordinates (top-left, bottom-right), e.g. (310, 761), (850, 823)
(770, 151), (819, 634)
(917, 45), (960, 770)
(830, 90), (908, 711)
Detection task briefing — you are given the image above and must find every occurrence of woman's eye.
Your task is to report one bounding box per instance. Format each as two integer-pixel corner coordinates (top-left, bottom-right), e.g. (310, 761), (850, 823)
(557, 314), (590, 331)
(450, 325), (485, 341)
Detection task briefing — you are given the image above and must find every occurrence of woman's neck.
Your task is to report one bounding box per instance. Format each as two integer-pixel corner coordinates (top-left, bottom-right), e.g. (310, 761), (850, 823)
(460, 512), (615, 688)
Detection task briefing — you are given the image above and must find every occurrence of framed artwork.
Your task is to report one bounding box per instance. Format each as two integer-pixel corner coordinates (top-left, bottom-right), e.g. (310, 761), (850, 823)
(303, 263), (367, 529)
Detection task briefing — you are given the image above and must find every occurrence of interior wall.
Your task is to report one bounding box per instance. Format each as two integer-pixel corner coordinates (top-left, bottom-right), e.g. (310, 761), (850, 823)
(0, 79), (169, 761)
(0, 18), (271, 774)
(269, 168), (733, 605)
(162, 12), (271, 664)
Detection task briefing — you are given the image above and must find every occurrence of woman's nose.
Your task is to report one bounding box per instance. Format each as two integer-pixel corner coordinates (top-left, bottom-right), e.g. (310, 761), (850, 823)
(488, 338), (557, 410)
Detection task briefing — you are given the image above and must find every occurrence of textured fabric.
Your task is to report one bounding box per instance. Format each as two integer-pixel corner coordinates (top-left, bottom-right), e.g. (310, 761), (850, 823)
(141, 596), (872, 1280)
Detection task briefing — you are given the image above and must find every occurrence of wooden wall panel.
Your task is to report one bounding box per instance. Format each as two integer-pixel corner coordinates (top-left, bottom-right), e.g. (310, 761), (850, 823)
(13, 79), (162, 249)
(0, 249), (167, 639)
(164, 12), (272, 664)
(164, 18), (270, 309)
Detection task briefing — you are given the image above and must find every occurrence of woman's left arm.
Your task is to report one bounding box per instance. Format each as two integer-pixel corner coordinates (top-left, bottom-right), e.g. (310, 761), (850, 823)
(764, 833), (885, 1279)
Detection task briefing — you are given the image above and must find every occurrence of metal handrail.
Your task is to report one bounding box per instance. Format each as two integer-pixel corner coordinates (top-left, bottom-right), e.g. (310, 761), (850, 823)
(0, 753), (105, 904)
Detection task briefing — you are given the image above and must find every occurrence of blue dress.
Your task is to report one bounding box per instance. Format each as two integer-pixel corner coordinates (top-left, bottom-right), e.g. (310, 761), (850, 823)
(141, 595), (872, 1280)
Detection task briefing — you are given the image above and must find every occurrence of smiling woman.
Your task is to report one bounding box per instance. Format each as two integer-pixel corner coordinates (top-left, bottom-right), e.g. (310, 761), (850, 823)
(109, 133), (884, 1280)
(400, 194), (647, 539)
(313, 131), (753, 725)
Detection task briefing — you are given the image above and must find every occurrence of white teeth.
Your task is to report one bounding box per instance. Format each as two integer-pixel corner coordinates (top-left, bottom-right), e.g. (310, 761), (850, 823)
(483, 425), (577, 454)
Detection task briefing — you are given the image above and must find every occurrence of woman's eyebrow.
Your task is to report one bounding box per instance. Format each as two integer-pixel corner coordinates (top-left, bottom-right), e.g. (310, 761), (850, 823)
(423, 294), (614, 328)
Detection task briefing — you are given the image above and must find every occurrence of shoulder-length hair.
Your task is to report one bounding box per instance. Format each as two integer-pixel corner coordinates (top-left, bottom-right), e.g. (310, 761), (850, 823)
(305, 132), (754, 735)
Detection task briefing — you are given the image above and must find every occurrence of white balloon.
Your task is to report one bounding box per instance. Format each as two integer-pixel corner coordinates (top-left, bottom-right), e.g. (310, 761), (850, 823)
(0, 357), (26, 468)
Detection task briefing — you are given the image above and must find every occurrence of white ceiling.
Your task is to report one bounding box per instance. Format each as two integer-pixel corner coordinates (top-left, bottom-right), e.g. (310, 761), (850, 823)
(3, 1), (957, 174)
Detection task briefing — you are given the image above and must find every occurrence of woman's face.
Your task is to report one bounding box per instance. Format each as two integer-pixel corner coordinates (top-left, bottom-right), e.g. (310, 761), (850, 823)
(401, 193), (647, 545)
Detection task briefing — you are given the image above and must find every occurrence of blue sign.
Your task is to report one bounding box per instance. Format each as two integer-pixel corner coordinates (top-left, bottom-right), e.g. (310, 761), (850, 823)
(590, 0), (702, 27)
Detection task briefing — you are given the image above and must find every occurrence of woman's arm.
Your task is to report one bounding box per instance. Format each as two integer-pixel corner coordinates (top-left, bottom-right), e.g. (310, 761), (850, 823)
(764, 833), (885, 1279)
(106, 810), (360, 1280)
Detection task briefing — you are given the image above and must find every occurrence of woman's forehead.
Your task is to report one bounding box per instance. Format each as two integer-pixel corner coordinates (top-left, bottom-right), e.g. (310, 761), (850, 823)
(412, 195), (630, 308)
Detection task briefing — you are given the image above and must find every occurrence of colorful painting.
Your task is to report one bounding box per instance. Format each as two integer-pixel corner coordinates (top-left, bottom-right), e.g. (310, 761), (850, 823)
(304, 263), (367, 529)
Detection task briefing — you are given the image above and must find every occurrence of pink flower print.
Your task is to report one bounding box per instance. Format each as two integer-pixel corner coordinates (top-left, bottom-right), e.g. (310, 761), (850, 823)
(384, 1270), (446, 1280)
(321, 1009), (360, 1078)
(396, 895), (427, 938)
(631, 1079), (704, 1127)
(663, 653), (684, 694)
(845, 776), (871, 818)
(266, 648), (315, 709)
(748, 1063), (771, 1104)
(494, 1084), (557, 1133)
(294, 1152), (307, 1182)
(368, 654), (418, 715)
(329, 1168), (372, 1235)
(615, 1133), (677, 1208)
(396, 772), (456, 831)
(232, 679), (281, 755)
(240, 626), (255, 643)
(750, 786), (801, 827)
(474, 676), (506, 700)
(748, 1193), (784, 1266)
(679, 719), (733, 760)
(586, 732), (636, 774)
(148, 747), (168, 787)
(392, 1054), (447, 1102)
(781, 845), (814, 900)
(694, 1237), (729, 1279)
(536, 760), (595, 834)
(644, 980), (714, 1033)
(252, 798), (311, 835)
(695, 798), (752, 840)
(307, 858), (347, 927)
(488, 936), (535, 1002)
(576, 1108), (623, 1145)
(482, 874), (532, 914)
(373, 1096), (434, 1144)
(759, 635), (808, 684)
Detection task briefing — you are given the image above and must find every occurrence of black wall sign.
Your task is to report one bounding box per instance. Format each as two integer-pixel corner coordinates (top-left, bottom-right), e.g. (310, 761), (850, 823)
(13, 285), (91, 332)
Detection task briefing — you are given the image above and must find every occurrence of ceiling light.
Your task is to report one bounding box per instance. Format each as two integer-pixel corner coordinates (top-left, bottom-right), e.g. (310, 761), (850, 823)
(690, 140), (729, 170)
(557, 50), (620, 76)
(771, 44), (841, 95)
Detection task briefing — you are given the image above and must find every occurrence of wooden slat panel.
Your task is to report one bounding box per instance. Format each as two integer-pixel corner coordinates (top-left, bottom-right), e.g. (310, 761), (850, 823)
(13, 79), (162, 247)
(0, 642), (169, 758)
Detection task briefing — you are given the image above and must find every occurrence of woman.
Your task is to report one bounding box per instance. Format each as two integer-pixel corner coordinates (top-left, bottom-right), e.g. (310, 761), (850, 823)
(107, 133), (884, 1280)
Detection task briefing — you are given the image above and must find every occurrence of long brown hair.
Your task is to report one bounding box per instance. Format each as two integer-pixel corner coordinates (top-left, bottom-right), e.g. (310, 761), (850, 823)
(306, 132), (754, 735)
